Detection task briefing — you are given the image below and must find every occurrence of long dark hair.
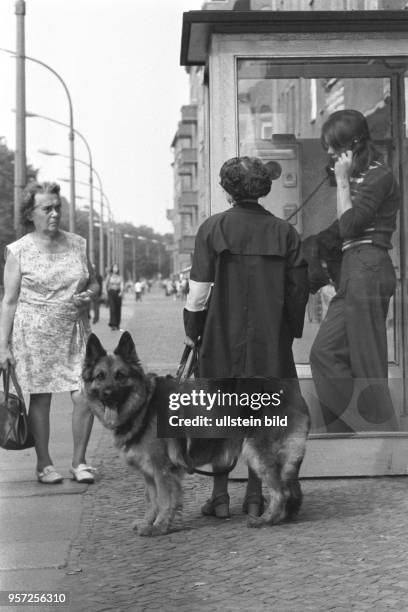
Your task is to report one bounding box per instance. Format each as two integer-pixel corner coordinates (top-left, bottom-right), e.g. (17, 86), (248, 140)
(321, 109), (382, 176)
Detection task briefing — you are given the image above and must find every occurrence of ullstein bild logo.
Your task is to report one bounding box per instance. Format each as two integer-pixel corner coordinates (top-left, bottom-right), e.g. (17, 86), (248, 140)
(167, 413), (288, 428)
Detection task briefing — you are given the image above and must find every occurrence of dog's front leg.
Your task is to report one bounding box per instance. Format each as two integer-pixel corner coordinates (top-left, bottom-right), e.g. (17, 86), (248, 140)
(150, 471), (182, 536)
(132, 476), (158, 536)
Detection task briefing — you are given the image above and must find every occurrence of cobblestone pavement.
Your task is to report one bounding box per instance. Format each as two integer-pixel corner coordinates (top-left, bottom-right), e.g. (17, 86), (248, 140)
(58, 289), (408, 611)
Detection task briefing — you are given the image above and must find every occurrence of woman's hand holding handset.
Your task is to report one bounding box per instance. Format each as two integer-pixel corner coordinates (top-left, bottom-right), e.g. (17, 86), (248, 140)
(334, 150), (353, 186)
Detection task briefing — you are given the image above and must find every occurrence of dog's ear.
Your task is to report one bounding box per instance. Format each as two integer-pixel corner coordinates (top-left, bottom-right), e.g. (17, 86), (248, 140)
(85, 333), (107, 364)
(114, 331), (141, 366)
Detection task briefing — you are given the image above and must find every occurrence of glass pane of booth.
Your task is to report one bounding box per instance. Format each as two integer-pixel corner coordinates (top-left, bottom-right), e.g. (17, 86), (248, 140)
(237, 60), (401, 434)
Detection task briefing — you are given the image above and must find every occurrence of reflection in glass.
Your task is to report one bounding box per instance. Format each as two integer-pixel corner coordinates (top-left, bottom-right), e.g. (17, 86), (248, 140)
(237, 60), (400, 433)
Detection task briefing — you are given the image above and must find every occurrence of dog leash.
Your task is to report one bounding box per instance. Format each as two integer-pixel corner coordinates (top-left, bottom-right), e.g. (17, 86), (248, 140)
(175, 345), (199, 383)
(175, 345), (238, 477)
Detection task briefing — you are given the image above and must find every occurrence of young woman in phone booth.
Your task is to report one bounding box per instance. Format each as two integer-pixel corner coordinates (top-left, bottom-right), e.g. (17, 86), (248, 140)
(310, 109), (400, 431)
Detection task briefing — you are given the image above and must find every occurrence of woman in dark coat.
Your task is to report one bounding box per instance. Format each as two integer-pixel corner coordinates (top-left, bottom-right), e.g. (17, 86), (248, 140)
(184, 157), (309, 518)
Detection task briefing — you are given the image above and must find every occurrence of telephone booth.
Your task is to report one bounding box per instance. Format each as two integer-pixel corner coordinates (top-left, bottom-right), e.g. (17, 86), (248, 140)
(181, 10), (408, 476)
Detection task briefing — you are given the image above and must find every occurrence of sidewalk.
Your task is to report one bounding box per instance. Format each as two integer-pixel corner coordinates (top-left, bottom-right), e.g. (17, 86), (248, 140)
(0, 301), (129, 610)
(1, 291), (408, 611)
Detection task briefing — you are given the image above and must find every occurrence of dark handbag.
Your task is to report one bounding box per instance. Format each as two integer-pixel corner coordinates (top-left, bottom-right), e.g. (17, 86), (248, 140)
(0, 366), (35, 450)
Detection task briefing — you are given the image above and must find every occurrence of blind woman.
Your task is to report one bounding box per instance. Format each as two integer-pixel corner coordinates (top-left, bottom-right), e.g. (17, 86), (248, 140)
(184, 157), (309, 519)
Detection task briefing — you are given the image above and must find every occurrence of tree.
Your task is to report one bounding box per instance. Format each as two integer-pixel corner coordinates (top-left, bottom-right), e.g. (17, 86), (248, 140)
(0, 140), (37, 285)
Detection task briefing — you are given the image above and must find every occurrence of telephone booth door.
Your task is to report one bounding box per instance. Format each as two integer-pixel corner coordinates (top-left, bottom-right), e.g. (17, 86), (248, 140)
(181, 11), (408, 476)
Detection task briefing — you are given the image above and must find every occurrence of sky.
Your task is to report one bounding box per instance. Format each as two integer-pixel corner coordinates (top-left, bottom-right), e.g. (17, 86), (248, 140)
(0, 0), (204, 234)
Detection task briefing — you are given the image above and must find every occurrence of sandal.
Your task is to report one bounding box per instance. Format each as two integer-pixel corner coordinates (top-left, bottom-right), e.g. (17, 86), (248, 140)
(201, 493), (230, 518)
(242, 494), (266, 517)
(70, 464), (96, 484)
(36, 465), (63, 484)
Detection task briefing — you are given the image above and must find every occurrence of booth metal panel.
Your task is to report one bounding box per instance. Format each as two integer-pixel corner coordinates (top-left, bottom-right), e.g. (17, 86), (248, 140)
(181, 10), (408, 475)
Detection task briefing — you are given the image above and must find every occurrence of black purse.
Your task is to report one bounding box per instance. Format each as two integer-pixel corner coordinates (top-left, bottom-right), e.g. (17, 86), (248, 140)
(0, 366), (35, 450)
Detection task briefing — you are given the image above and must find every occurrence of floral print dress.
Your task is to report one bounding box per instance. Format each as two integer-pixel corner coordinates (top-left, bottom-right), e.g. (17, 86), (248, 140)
(6, 231), (91, 393)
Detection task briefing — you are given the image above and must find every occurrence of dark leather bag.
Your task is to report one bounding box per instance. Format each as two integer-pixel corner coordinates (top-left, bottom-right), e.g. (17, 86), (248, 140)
(0, 366), (35, 450)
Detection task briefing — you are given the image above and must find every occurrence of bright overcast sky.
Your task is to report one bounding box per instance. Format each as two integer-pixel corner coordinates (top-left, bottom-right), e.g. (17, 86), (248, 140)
(0, 0), (204, 234)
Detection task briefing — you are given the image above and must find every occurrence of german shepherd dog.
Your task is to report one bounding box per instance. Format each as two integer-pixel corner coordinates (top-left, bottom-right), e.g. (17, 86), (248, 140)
(82, 332), (310, 536)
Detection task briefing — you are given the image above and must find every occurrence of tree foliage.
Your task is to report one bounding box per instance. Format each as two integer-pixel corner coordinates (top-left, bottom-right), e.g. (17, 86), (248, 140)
(0, 141), (173, 285)
(0, 141), (37, 284)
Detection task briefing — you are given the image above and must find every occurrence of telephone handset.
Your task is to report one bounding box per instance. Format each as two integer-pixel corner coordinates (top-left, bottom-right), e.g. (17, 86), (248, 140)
(325, 139), (359, 187)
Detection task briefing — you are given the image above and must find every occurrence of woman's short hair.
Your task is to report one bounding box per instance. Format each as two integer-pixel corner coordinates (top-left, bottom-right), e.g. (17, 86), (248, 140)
(21, 181), (61, 229)
(321, 109), (381, 175)
(220, 156), (280, 202)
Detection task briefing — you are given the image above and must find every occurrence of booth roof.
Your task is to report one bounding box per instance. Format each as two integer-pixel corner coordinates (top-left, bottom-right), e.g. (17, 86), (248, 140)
(180, 10), (408, 66)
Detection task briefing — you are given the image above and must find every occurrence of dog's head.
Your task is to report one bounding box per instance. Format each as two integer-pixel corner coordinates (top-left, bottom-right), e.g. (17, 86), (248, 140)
(82, 332), (151, 430)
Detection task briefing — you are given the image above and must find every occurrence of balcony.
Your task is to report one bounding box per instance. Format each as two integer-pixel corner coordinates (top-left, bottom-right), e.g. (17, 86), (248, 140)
(181, 105), (197, 122)
(179, 190), (198, 208)
(171, 123), (194, 148)
(179, 148), (197, 165)
(179, 235), (196, 254)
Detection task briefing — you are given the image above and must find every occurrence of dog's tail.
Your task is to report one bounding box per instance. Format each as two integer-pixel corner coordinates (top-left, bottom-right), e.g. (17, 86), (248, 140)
(167, 439), (193, 472)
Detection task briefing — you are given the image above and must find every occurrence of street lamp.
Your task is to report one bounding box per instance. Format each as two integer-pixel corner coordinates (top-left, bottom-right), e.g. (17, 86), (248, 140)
(25, 111), (94, 264)
(58, 175), (112, 275)
(124, 234), (137, 282)
(1, 39), (76, 232)
(151, 239), (163, 275)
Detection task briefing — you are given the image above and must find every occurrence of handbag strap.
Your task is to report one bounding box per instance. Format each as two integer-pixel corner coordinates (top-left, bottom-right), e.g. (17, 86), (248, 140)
(10, 366), (25, 402)
(2, 365), (25, 404)
(2, 368), (10, 398)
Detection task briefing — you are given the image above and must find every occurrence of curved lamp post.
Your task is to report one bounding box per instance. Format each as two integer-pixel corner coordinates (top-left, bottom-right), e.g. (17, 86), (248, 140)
(59, 175), (110, 276)
(55, 166), (114, 275)
(1, 36), (76, 232)
(124, 234), (137, 282)
(28, 113), (94, 263)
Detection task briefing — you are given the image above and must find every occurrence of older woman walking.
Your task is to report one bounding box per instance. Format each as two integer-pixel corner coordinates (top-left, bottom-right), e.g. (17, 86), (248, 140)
(0, 182), (99, 483)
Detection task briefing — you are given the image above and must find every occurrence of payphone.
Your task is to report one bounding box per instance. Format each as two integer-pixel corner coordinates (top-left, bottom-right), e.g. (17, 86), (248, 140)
(244, 134), (303, 232)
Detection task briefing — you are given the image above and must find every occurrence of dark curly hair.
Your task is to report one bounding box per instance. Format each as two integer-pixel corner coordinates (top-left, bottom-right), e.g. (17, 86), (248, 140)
(21, 181), (61, 230)
(219, 157), (280, 202)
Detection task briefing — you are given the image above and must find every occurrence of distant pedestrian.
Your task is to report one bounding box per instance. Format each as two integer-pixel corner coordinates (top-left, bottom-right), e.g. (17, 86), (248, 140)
(180, 277), (189, 301)
(91, 264), (103, 324)
(135, 280), (142, 302)
(105, 263), (124, 331)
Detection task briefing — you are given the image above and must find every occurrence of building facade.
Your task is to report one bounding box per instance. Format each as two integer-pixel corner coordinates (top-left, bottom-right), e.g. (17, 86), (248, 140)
(169, 0), (407, 271)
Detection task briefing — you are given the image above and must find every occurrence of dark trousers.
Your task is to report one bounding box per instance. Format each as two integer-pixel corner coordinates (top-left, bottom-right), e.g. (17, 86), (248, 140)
(310, 245), (397, 431)
(92, 298), (100, 324)
(108, 289), (122, 328)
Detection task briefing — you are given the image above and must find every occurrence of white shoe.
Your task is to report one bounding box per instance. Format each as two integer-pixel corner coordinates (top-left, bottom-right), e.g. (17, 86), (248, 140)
(70, 463), (96, 483)
(36, 465), (63, 484)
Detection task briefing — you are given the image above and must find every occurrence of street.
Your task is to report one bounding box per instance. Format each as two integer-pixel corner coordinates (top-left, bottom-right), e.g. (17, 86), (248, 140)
(1, 287), (408, 612)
